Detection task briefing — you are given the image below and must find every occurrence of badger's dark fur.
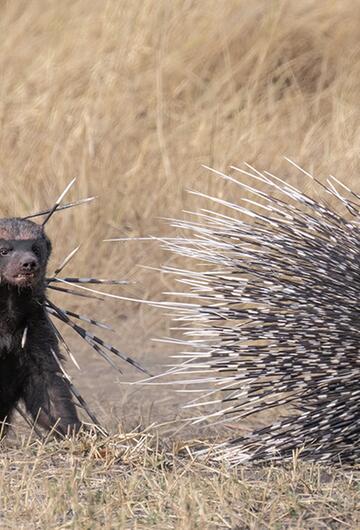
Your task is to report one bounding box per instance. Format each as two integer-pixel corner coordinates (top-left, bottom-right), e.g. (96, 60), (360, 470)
(0, 218), (80, 436)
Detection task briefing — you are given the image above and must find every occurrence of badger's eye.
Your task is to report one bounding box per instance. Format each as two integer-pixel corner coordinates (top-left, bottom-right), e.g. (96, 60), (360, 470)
(32, 245), (40, 257)
(0, 248), (9, 256)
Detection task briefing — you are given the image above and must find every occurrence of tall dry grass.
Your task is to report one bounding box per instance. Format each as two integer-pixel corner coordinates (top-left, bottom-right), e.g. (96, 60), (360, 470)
(2, 0), (360, 269)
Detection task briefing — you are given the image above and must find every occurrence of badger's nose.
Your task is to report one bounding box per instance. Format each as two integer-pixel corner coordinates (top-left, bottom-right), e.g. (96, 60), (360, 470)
(20, 257), (38, 272)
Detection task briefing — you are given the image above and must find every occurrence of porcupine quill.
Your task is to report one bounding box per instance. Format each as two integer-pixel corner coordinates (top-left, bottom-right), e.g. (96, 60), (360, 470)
(16, 179), (150, 432)
(131, 160), (360, 465)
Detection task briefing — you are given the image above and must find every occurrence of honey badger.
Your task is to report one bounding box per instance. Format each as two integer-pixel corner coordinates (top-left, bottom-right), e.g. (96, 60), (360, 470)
(0, 217), (81, 436)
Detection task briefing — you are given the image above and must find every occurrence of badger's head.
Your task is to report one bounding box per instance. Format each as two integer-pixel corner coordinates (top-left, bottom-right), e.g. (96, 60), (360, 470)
(0, 218), (51, 288)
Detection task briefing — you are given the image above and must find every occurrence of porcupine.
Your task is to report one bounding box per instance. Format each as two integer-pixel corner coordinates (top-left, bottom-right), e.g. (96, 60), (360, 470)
(0, 180), (149, 438)
(155, 160), (360, 465)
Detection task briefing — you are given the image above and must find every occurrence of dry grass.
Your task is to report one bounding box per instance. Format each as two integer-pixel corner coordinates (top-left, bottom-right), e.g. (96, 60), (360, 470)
(1, 0), (360, 527)
(1, 428), (359, 529)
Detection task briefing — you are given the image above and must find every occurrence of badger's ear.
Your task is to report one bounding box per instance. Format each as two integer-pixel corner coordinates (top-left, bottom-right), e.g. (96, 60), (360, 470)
(45, 235), (52, 258)
(40, 226), (52, 259)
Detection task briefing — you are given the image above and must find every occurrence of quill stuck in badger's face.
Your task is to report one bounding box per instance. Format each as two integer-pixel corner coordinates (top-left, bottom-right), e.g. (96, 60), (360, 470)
(0, 218), (51, 289)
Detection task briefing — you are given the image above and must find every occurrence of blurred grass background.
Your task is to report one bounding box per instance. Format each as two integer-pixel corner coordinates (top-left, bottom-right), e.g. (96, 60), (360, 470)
(2, 0), (360, 425)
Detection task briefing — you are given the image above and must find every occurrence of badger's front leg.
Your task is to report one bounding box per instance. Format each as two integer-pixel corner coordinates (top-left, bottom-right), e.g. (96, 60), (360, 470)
(22, 368), (81, 436)
(21, 323), (82, 436)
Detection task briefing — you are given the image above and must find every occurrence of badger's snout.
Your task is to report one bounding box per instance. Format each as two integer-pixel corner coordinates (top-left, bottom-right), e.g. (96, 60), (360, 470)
(2, 250), (42, 287)
(19, 253), (39, 273)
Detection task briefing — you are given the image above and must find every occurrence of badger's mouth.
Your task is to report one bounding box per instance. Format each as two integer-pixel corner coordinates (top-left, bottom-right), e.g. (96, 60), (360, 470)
(9, 272), (38, 287)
